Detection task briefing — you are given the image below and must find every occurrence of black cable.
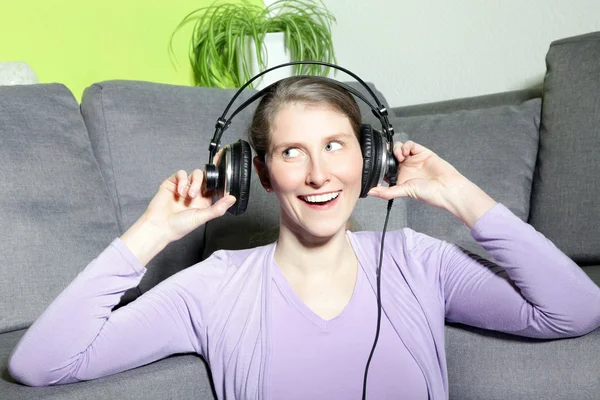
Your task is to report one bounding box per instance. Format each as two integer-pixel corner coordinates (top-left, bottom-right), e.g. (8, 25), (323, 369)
(362, 198), (394, 400)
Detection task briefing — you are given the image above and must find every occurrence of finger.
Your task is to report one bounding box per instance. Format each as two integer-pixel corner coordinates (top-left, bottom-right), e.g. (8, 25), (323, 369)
(367, 184), (409, 200)
(393, 141), (406, 162)
(175, 170), (189, 196)
(190, 195), (237, 227)
(403, 140), (430, 157)
(213, 194), (237, 212)
(188, 168), (204, 198)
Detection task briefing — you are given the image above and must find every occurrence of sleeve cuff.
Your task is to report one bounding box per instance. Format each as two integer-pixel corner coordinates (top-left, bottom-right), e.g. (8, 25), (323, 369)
(470, 203), (516, 238)
(109, 237), (147, 275)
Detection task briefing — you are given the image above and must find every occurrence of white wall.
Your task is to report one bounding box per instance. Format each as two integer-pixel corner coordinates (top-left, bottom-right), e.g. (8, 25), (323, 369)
(322, 0), (600, 107)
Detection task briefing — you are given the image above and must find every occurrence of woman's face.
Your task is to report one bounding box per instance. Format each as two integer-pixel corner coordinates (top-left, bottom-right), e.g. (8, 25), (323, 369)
(254, 102), (363, 241)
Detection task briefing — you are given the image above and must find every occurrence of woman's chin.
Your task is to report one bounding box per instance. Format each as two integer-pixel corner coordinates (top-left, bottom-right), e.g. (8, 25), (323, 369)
(279, 206), (352, 242)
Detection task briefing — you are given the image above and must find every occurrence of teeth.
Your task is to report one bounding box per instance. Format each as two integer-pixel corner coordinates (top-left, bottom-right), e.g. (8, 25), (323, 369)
(301, 192), (339, 203)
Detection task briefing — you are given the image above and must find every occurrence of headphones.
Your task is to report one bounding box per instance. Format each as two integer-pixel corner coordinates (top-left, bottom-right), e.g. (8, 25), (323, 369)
(204, 61), (399, 215)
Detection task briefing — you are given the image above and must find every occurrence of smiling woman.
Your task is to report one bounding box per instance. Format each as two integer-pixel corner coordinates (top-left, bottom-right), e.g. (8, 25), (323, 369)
(249, 78), (364, 248)
(255, 103), (362, 238)
(8, 75), (600, 400)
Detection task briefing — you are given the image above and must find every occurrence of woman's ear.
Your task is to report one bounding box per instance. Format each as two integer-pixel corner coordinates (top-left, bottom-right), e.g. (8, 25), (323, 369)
(253, 156), (272, 192)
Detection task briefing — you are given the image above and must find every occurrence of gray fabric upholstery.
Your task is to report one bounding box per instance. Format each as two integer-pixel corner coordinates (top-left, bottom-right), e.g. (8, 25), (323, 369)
(391, 98), (541, 257)
(529, 31), (600, 265)
(394, 87), (543, 117)
(201, 81), (409, 259)
(0, 84), (120, 334)
(446, 324), (600, 400)
(80, 80), (259, 299)
(1, 329), (214, 399)
(581, 265), (600, 287)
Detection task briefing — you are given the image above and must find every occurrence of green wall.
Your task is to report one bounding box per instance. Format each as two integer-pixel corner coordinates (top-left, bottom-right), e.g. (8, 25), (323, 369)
(0, 0), (261, 101)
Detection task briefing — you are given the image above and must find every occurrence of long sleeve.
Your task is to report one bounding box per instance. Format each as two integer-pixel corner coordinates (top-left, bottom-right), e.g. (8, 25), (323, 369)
(8, 238), (207, 387)
(438, 203), (600, 338)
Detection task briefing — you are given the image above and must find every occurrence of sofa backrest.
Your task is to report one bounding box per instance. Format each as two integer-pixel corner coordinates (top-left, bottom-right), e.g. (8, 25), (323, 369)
(393, 87), (542, 117)
(528, 31), (600, 265)
(390, 31), (600, 266)
(0, 84), (120, 334)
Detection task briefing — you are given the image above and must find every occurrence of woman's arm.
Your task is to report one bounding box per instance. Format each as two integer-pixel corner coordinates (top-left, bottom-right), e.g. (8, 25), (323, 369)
(368, 139), (600, 338)
(8, 166), (235, 387)
(8, 237), (208, 386)
(440, 202), (600, 338)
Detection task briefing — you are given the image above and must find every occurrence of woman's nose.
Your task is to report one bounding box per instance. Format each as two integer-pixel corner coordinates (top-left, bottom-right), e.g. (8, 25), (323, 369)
(305, 157), (331, 187)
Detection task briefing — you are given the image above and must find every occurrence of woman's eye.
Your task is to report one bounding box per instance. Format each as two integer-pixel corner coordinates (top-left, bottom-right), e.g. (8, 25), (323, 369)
(283, 148), (300, 158)
(325, 141), (343, 151)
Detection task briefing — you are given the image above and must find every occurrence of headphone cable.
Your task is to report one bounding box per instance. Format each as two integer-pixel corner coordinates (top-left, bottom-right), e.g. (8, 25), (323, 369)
(361, 198), (394, 400)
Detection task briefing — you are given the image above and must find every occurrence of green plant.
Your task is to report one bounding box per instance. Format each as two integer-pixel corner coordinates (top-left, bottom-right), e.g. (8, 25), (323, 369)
(169, 0), (337, 88)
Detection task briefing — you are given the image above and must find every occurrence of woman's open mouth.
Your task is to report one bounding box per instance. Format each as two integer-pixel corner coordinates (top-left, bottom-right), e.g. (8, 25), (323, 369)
(298, 191), (340, 210)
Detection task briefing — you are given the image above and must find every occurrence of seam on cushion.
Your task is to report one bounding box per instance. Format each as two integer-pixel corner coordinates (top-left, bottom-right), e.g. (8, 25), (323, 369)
(80, 101), (120, 236)
(93, 81), (387, 112)
(550, 35), (600, 47)
(527, 98), (544, 224)
(89, 82), (202, 97)
(98, 84), (125, 234)
(525, 99), (542, 222)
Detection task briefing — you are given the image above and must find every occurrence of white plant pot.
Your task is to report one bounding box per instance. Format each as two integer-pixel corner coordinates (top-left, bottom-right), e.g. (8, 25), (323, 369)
(0, 62), (39, 85)
(238, 32), (293, 89)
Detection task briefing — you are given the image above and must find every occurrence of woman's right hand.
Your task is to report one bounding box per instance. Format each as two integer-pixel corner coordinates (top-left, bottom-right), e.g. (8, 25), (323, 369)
(142, 151), (236, 243)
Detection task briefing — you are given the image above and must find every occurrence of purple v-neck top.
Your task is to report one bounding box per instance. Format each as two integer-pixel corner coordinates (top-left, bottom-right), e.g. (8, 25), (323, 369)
(8, 203), (600, 399)
(270, 258), (428, 399)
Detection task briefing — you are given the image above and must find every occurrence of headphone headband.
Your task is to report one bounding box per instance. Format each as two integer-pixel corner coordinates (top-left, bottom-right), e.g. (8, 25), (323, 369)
(207, 61), (394, 164)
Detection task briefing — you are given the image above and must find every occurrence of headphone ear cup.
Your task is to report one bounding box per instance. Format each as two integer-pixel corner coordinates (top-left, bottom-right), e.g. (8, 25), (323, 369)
(227, 139), (252, 215)
(359, 124), (384, 197)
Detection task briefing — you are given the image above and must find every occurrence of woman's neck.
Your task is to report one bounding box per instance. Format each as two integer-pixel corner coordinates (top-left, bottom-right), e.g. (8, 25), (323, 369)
(273, 225), (357, 279)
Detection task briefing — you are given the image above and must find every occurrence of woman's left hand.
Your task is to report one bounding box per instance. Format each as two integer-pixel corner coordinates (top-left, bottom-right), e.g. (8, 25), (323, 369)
(367, 140), (470, 210)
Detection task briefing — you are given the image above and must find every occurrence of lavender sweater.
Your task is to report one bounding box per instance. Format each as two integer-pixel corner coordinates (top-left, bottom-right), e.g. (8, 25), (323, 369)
(8, 203), (600, 399)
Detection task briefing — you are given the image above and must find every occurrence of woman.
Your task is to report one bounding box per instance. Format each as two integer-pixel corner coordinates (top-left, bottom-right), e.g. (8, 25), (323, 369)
(9, 77), (600, 399)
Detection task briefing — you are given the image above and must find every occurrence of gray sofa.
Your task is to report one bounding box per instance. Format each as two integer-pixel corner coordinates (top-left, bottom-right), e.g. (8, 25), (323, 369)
(1, 30), (599, 399)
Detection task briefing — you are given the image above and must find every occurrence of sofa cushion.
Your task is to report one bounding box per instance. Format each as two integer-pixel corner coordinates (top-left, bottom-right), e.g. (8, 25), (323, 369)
(80, 80), (259, 298)
(391, 98), (541, 257)
(529, 31), (600, 264)
(581, 265), (600, 287)
(1, 329), (215, 399)
(446, 324), (600, 399)
(393, 87), (542, 117)
(200, 81), (410, 258)
(4, 318), (598, 399)
(0, 84), (120, 333)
